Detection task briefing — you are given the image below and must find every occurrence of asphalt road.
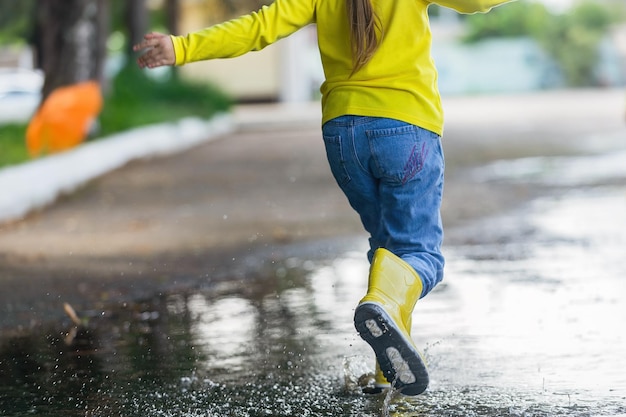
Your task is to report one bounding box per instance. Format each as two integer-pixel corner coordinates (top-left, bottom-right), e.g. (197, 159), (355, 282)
(0, 88), (624, 332)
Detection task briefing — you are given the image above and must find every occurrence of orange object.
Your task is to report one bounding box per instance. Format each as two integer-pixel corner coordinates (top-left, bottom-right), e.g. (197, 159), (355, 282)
(26, 81), (103, 157)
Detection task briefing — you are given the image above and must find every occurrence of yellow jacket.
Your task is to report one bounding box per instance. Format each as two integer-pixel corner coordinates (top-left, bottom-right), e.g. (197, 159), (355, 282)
(171, 0), (512, 135)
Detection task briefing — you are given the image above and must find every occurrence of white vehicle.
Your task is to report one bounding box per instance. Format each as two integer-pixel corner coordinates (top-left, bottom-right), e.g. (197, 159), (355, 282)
(0, 68), (43, 124)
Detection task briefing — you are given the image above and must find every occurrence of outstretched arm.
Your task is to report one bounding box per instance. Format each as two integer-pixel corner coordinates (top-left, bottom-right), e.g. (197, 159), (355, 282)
(134, 0), (315, 68)
(431, 0), (515, 14)
(133, 32), (176, 69)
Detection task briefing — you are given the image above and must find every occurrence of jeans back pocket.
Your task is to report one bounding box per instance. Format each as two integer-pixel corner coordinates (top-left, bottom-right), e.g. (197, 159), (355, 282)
(367, 125), (435, 186)
(322, 134), (351, 186)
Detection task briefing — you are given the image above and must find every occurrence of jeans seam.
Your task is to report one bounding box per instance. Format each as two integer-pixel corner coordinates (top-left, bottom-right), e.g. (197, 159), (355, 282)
(350, 125), (372, 177)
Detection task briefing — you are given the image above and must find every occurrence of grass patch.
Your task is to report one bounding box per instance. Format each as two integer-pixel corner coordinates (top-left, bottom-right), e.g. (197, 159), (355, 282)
(0, 124), (29, 169)
(98, 66), (232, 135)
(0, 65), (233, 169)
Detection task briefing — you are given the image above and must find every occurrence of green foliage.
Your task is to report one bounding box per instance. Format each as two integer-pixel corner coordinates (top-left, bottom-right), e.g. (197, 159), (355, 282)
(536, 1), (615, 86)
(0, 66), (233, 169)
(0, 124), (29, 169)
(462, 0), (625, 87)
(0, 0), (35, 45)
(0, 1), (232, 169)
(463, 1), (551, 42)
(570, 1), (614, 31)
(98, 65), (232, 135)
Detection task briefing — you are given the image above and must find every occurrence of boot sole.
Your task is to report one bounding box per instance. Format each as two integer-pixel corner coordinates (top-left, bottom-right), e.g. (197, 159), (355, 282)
(354, 302), (429, 395)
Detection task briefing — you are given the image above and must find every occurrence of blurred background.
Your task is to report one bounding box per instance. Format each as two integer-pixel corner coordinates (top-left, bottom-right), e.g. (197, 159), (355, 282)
(1, 2), (626, 416)
(0, 0), (625, 168)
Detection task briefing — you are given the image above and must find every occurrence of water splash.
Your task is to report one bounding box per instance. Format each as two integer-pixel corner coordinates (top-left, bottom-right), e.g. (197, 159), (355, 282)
(343, 355), (374, 394)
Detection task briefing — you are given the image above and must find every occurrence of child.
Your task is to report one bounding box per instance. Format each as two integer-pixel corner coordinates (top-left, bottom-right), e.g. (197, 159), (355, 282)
(134, 0), (513, 396)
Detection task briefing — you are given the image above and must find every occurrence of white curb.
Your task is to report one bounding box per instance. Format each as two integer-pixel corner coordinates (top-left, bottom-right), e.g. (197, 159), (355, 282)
(0, 113), (234, 224)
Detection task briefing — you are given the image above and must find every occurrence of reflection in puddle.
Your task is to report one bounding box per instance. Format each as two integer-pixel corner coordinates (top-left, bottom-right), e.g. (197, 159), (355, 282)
(189, 294), (257, 373)
(472, 148), (626, 186)
(1, 158), (626, 416)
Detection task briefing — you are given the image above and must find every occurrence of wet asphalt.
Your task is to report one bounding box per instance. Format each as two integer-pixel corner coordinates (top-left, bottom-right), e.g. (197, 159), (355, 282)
(0, 88), (625, 416)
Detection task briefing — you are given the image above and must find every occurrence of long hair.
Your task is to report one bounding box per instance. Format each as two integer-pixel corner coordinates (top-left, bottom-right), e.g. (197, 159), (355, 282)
(346, 0), (381, 74)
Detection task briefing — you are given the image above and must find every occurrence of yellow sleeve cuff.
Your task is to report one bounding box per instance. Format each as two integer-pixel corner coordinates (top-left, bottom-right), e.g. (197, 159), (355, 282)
(170, 35), (186, 66)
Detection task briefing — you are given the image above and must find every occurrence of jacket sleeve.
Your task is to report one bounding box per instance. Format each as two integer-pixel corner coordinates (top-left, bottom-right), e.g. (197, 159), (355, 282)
(171, 0), (316, 65)
(430, 0), (515, 14)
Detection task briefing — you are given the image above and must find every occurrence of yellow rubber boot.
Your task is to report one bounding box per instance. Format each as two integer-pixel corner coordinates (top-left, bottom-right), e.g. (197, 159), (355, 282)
(374, 361), (390, 391)
(354, 248), (429, 395)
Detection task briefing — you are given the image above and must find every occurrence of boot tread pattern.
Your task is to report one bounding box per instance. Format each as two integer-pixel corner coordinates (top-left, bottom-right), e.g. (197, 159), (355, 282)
(365, 319), (384, 337)
(386, 347), (416, 384)
(354, 303), (428, 395)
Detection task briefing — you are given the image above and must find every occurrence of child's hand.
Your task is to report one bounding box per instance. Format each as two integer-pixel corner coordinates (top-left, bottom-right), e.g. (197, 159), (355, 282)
(133, 32), (176, 69)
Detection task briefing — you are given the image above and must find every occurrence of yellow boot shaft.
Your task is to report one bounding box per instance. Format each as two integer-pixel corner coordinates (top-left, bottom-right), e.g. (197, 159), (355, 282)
(359, 248), (423, 339)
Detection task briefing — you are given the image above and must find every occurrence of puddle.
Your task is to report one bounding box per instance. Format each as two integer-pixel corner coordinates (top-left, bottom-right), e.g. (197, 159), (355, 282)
(1, 149), (626, 416)
(472, 148), (626, 186)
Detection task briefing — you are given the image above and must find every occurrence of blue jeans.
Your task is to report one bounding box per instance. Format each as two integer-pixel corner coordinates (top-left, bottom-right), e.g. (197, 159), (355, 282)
(322, 116), (445, 297)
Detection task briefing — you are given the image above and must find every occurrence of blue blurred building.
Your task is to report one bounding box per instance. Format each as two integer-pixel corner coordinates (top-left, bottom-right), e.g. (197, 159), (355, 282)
(430, 15), (626, 96)
(432, 37), (564, 95)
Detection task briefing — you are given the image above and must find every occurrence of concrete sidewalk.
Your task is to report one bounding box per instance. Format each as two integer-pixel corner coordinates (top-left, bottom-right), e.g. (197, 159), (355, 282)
(0, 115), (234, 225)
(0, 101), (325, 226)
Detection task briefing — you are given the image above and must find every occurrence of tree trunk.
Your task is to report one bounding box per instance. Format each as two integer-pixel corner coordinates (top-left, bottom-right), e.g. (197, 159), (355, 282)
(165, 0), (180, 79)
(165, 0), (180, 35)
(36, 0), (107, 102)
(94, 0), (110, 89)
(125, 0), (147, 57)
